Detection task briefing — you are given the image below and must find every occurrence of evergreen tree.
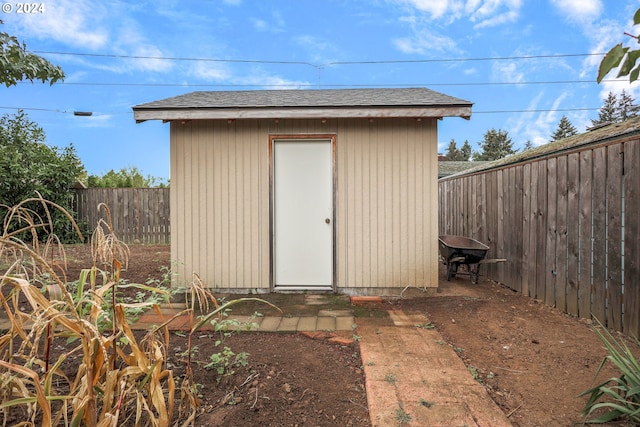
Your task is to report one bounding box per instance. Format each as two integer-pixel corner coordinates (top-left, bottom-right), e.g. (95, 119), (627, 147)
(591, 92), (618, 126)
(523, 140), (534, 151)
(460, 140), (472, 160)
(591, 91), (640, 126)
(550, 116), (578, 141)
(617, 89), (640, 121)
(444, 139), (460, 161)
(474, 129), (517, 161)
(444, 139), (471, 161)
(445, 139), (471, 162)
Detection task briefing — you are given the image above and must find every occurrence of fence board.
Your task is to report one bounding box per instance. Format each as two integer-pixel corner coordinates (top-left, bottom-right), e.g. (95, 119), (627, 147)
(566, 153), (580, 316)
(486, 171), (498, 277)
(545, 158), (557, 307)
(521, 163), (531, 297)
(592, 147), (607, 325)
(555, 155), (568, 313)
(513, 166), (523, 293)
(497, 170), (505, 284)
(624, 139), (640, 337)
(536, 161), (548, 301)
(607, 144), (623, 331)
(528, 163), (539, 298)
(579, 151), (593, 318)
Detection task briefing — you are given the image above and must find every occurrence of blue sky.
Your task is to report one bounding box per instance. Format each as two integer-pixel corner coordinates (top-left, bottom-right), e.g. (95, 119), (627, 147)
(2, 0), (639, 182)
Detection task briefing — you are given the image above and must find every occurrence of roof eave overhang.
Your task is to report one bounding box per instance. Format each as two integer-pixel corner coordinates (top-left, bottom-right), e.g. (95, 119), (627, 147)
(133, 106), (472, 123)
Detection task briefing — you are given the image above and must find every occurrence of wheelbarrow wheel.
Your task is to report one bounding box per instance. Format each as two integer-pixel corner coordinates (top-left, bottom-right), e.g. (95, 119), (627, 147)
(446, 262), (458, 281)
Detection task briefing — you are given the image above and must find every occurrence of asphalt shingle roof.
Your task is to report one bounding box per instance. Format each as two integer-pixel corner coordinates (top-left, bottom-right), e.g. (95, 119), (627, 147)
(133, 88), (472, 110)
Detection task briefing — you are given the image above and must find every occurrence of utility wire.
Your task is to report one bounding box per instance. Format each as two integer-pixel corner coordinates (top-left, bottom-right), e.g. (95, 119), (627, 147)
(32, 50), (606, 68)
(0, 105), (601, 115)
(38, 79), (609, 88)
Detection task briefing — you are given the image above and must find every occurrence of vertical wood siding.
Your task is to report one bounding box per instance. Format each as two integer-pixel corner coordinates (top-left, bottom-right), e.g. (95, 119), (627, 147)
(438, 137), (640, 337)
(171, 118), (439, 291)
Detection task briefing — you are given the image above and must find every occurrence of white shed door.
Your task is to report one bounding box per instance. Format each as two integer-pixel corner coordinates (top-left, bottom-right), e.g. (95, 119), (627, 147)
(274, 139), (333, 289)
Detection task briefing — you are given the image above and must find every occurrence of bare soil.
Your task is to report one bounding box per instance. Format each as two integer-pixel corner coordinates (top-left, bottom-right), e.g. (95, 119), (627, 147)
(56, 244), (639, 426)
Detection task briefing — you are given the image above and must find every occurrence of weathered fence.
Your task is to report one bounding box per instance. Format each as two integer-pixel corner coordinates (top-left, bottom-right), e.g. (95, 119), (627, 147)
(439, 119), (640, 337)
(74, 188), (170, 244)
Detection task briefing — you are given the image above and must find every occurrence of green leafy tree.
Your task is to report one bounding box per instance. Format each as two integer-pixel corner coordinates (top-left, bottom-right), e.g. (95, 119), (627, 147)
(474, 129), (517, 161)
(87, 166), (167, 188)
(597, 8), (640, 84)
(551, 116), (578, 141)
(0, 23), (65, 87)
(0, 110), (85, 240)
(523, 140), (534, 151)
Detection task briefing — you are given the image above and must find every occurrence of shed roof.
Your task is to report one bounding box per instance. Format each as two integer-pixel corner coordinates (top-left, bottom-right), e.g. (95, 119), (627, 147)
(133, 88), (473, 122)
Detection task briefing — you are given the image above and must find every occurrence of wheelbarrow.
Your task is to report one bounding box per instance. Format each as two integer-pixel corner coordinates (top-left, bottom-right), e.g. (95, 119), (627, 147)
(438, 235), (505, 284)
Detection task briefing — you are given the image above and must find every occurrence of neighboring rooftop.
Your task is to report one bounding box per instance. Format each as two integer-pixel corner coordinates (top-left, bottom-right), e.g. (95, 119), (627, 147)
(133, 88), (473, 122)
(438, 161), (488, 178)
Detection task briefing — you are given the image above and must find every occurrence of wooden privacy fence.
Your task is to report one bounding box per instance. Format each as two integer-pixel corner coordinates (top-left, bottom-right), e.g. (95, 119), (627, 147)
(439, 120), (640, 337)
(74, 188), (170, 244)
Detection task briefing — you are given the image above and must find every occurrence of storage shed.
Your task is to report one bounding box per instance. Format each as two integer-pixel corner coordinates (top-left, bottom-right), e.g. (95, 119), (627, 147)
(133, 88), (472, 295)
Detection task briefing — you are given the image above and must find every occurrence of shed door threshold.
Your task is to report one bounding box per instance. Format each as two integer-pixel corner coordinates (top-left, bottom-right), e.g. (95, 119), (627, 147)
(273, 286), (334, 293)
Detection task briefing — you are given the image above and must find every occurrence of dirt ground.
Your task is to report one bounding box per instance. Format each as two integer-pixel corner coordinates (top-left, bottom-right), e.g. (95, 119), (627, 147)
(58, 244), (639, 427)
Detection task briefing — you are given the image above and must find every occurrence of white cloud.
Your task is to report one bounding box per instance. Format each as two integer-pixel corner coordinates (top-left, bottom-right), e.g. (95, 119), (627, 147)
(399, 0), (454, 19)
(549, 0), (603, 25)
(469, 0), (522, 28)
(391, 0), (522, 26)
(251, 11), (285, 32)
(492, 61), (524, 83)
(14, 0), (109, 49)
(389, 0), (523, 56)
(234, 73), (311, 90)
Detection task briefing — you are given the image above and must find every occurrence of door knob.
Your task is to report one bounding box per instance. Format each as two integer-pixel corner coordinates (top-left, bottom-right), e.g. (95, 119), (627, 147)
(325, 218), (331, 224)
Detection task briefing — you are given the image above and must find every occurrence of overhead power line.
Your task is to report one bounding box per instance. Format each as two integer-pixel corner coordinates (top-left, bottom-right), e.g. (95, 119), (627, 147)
(0, 105), (600, 115)
(32, 50), (606, 68)
(40, 79), (609, 88)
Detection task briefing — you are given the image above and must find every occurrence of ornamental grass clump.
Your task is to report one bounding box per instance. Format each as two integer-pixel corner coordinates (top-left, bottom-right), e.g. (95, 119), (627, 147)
(579, 318), (640, 424)
(0, 197), (276, 426)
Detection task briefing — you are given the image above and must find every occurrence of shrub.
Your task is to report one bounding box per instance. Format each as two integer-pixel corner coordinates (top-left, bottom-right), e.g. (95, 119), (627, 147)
(579, 318), (640, 424)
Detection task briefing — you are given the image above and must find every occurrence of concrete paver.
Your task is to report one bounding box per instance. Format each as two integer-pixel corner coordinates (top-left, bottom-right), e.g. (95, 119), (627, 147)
(296, 316), (317, 331)
(316, 316), (336, 331)
(277, 316), (300, 332)
(257, 316), (281, 331)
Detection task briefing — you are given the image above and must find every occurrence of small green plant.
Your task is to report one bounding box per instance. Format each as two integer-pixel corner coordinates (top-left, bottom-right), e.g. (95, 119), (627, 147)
(454, 347), (465, 354)
(366, 361), (375, 366)
(385, 373), (397, 385)
(468, 365), (480, 382)
(352, 334), (362, 341)
(394, 405), (412, 424)
(435, 339), (445, 345)
(579, 318), (640, 424)
(204, 346), (249, 379)
(416, 322), (435, 329)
